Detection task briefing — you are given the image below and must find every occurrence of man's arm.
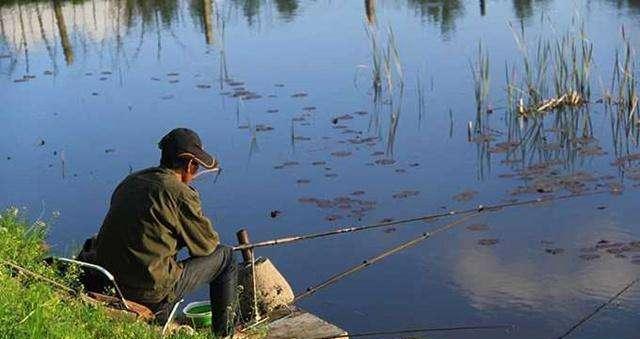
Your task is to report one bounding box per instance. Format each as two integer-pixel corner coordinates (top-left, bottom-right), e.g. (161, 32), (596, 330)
(177, 188), (220, 257)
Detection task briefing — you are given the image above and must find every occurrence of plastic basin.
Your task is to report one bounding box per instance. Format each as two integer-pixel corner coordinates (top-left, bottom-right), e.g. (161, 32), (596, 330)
(182, 301), (212, 328)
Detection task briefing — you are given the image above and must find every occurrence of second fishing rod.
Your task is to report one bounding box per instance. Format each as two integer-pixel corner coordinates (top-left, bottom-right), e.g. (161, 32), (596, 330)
(232, 189), (610, 252)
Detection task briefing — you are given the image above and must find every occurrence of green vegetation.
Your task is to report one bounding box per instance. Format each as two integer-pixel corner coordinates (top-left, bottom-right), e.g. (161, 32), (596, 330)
(0, 208), (209, 339)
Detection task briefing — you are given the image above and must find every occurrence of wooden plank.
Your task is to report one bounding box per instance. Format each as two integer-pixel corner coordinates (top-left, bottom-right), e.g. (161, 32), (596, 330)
(235, 308), (348, 339)
(263, 309), (347, 339)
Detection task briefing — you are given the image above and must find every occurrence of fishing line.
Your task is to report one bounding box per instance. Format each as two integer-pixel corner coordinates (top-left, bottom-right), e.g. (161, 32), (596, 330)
(293, 212), (479, 302)
(310, 324), (516, 339)
(233, 190), (610, 252)
(555, 277), (640, 339)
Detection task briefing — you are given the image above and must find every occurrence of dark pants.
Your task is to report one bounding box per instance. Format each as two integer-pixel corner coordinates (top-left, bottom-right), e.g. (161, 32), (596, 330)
(152, 245), (238, 337)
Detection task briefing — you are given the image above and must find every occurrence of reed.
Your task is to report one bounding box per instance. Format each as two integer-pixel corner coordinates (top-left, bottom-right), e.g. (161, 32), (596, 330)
(416, 71), (426, 126)
(608, 26), (639, 151)
(365, 23), (405, 155)
(366, 24), (404, 104)
(507, 18), (591, 117)
(470, 41), (490, 135)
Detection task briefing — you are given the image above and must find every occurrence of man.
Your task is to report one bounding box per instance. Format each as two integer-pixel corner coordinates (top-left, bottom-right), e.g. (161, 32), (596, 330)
(94, 128), (237, 337)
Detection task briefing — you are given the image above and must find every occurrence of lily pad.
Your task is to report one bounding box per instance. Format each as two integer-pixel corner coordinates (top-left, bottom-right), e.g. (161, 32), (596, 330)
(331, 151), (352, 157)
(545, 248), (565, 255)
(375, 159), (396, 166)
(478, 238), (499, 246)
(466, 224), (489, 232)
(452, 190), (478, 202)
(255, 124), (274, 132)
(392, 190), (419, 199)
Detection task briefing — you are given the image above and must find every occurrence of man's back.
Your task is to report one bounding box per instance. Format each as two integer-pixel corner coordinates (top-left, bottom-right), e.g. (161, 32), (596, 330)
(95, 166), (219, 304)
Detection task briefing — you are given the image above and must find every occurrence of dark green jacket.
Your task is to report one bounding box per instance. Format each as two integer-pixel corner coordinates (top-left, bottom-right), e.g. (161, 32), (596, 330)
(95, 166), (219, 303)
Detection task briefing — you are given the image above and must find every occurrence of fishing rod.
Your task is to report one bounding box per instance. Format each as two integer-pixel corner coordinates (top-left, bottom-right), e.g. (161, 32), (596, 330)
(233, 189), (610, 252)
(312, 324), (516, 339)
(555, 277), (640, 339)
(293, 212), (479, 302)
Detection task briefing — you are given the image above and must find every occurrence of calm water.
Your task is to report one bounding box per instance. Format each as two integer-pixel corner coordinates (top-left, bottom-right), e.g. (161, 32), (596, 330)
(2, 0), (640, 338)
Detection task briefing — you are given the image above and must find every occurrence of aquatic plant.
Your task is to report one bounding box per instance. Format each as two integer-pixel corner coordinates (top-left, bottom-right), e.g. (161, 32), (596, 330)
(416, 71), (426, 126)
(608, 26), (639, 158)
(507, 18), (592, 117)
(470, 41), (490, 135)
(365, 23), (405, 156)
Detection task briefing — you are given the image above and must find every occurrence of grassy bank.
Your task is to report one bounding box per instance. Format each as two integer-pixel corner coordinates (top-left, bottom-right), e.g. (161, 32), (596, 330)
(0, 208), (209, 339)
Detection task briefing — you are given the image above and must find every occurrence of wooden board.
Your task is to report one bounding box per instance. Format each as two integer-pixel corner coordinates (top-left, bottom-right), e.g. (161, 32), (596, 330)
(237, 307), (348, 339)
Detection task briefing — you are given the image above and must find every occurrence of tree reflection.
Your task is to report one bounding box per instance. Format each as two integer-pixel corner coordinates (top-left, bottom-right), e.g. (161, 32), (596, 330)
(230, 0), (299, 26)
(598, 0), (640, 14)
(511, 0), (551, 21)
(274, 0), (298, 21)
(405, 0), (465, 38)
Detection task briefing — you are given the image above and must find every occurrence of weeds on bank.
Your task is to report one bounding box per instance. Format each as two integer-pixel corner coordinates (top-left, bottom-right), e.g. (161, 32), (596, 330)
(0, 209), (210, 339)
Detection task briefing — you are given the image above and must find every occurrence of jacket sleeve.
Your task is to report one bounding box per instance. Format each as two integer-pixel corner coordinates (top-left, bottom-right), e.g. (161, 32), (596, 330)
(176, 188), (220, 257)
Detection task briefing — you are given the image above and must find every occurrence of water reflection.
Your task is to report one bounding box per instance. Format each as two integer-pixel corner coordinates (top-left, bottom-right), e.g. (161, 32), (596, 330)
(405, 0), (464, 38)
(231, 0), (299, 26)
(189, 0), (215, 44)
(5, 0), (640, 63)
(365, 0), (375, 25)
(511, 0), (551, 21)
(452, 239), (640, 312)
(3, 1), (640, 338)
(274, 0), (298, 21)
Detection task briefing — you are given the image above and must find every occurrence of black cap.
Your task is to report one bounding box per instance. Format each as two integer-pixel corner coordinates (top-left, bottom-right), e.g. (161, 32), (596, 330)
(159, 128), (217, 169)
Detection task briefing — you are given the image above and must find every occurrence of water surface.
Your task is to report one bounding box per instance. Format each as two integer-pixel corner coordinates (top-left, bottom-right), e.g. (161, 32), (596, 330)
(2, 1), (640, 338)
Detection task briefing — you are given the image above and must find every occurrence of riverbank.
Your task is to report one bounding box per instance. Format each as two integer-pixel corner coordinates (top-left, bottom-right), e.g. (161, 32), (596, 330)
(0, 208), (209, 339)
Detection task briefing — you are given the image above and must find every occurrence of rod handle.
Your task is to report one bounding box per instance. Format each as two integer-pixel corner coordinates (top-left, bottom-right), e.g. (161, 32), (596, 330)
(236, 229), (252, 263)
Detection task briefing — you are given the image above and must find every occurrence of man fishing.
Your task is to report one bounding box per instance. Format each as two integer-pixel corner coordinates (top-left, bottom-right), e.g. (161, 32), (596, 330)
(93, 128), (237, 337)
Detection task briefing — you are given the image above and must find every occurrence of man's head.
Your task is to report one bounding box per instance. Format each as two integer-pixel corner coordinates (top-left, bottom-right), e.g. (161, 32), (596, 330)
(159, 128), (218, 183)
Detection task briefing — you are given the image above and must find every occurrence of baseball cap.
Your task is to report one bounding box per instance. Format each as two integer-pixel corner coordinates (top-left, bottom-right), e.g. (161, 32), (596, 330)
(158, 128), (218, 169)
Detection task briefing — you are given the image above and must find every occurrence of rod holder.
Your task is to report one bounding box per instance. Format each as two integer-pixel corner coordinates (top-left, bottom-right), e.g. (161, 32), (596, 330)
(236, 229), (252, 264)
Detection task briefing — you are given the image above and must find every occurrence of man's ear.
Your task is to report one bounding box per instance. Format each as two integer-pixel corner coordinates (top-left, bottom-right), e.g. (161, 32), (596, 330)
(188, 159), (198, 174)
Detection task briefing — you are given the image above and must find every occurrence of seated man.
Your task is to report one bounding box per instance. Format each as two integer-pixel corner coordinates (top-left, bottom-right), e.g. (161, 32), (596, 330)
(94, 128), (237, 337)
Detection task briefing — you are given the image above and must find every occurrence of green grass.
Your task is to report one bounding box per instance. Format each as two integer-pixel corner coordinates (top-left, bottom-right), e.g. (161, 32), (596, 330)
(0, 208), (210, 339)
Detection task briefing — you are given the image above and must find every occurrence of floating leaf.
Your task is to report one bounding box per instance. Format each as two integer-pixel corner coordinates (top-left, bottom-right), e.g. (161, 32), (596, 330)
(466, 224), (489, 232)
(255, 124), (274, 132)
(478, 238), (499, 246)
(452, 190), (478, 202)
(331, 151), (352, 157)
(392, 190), (419, 199)
(545, 248), (565, 255)
(375, 159), (396, 166)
